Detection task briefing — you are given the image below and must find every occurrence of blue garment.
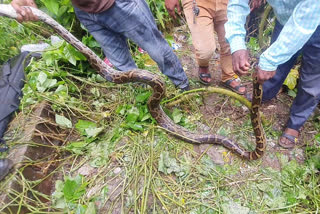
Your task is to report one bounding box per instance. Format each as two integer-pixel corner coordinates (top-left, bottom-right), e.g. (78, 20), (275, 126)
(263, 21), (320, 130)
(74, 0), (189, 89)
(225, 0), (320, 71)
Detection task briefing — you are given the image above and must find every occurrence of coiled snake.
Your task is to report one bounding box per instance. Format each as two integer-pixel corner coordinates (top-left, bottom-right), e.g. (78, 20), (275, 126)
(0, 5), (266, 160)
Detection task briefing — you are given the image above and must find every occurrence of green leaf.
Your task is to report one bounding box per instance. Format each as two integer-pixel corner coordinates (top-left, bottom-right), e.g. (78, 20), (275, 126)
(127, 122), (143, 131)
(41, 0), (59, 15)
(65, 141), (87, 154)
(136, 91), (151, 103)
(37, 71), (47, 85)
(85, 127), (104, 138)
(55, 114), (72, 128)
(75, 204), (86, 214)
(64, 45), (77, 65)
(140, 113), (151, 122)
(247, 37), (259, 54)
(75, 120), (97, 136)
(158, 151), (182, 175)
(315, 133), (320, 144)
(165, 34), (175, 47)
(85, 202), (96, 214)
(172, 108), (183, 124)
(126, 106), (139, 123)
(42, 78), (57, 89)
(55, 85), (68, 93)
(116, 105), (127, 115)
(158, 151), (168, 174)
(63, 175), (87, 202)
(288, 89), (297, 98)
(284, 69), (299, 90)
(222, 201), (250, 214)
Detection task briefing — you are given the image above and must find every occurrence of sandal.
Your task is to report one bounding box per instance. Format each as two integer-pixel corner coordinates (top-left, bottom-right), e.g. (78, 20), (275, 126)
(279, 133), (298, 149)
(221, 78), (246, 95)
(198, 72), (211, 85)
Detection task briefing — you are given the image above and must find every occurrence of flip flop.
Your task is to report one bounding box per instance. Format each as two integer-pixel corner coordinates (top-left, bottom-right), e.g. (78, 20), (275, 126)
(221, 78), (246, 95)
(198, 72), (211, 85)
(278, 133), (298, 149)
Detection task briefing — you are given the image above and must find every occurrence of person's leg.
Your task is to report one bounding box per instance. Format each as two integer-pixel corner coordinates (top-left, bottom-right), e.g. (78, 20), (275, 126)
(182, 0), (216, 84)
(73, 6), (137, 71)
(279, 25), (320, 147)
(262, 20), (300, 102)
(214, 10), (246, 94)
(95, 0), (189, 89)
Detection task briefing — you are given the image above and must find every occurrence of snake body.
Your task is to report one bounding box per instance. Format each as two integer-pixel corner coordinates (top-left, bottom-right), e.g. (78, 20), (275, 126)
(0, 5), (266, 160)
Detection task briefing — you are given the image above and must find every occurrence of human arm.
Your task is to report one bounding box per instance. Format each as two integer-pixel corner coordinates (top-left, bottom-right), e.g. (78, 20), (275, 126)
(258, 0), (320, 73)
(165, 0), (181, 19)
(10, 0), (38, 22)
(225, 0), (251, 75)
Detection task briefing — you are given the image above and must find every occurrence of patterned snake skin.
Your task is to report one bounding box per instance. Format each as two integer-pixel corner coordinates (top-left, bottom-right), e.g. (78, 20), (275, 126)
(0, 5), (266, 160)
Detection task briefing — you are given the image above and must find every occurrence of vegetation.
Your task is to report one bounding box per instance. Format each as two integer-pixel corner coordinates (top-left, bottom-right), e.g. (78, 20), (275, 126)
(0, 1), (319, 213)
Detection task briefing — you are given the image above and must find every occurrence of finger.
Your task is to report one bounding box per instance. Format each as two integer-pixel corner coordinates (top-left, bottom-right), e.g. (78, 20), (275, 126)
(241, 70), (250, 76)
(24, 7), (32, 21)
(16, 14), (23, 23)
(20, 9), (29, 22)
(232, 58), (237, 72)
(26, 7), (37, 21)
(236, 68), (248, 76)
(240, 63), (250, 71)
(234, 62), (240, 74)
(239, 58), (248, 69)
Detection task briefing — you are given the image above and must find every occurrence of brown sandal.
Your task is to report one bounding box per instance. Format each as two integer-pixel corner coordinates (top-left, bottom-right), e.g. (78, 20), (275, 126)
(221, 78), (246, 95)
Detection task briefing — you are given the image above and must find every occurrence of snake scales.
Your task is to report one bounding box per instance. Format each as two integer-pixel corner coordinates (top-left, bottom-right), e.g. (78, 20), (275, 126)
(0, 4), (266, 160)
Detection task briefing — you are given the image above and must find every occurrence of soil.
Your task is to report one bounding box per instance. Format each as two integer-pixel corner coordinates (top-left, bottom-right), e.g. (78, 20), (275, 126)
(172, 25), (319, 169)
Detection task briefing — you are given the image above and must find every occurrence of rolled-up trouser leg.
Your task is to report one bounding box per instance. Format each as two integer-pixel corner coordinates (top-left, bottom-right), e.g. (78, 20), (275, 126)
(214, 16), (235, 82)
(182, 0), (216, 67)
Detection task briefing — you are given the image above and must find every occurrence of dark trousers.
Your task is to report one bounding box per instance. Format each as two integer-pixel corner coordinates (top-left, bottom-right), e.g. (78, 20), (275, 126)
(262, 20), (320, 130)
(73, 0), (189, 89)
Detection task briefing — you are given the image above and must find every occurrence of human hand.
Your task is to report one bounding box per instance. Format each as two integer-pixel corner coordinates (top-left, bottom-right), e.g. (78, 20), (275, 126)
(231, 49), (250, 76)
(253, 66), (276, 84)
(165, 0), (181, 19)
(11, 0), (38, 22)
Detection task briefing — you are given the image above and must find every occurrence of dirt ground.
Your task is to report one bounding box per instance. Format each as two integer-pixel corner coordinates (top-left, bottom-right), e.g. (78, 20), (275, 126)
(171, 25), (319, 169)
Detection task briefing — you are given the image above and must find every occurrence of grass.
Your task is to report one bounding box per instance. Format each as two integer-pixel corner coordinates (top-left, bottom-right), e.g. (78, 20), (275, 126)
(0, 16), (320, 214)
